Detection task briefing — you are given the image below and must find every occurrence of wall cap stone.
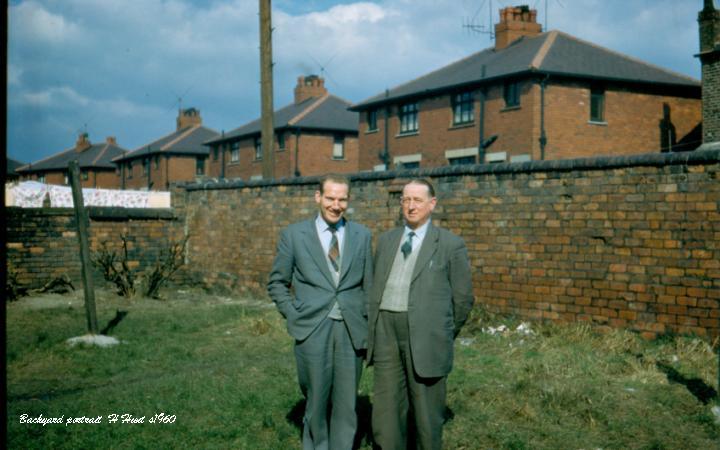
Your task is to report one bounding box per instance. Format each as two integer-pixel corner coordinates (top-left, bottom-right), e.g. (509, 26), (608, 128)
(181, 149), (720, 192)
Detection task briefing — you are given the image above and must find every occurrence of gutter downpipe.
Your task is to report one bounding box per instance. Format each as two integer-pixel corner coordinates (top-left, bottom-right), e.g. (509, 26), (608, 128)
(382, 89), (390, 169)
(478, 65), (487, 164)
(220, 131), (226, 180)
(294, 127), (301, 177)
(539, 73), (549, 161)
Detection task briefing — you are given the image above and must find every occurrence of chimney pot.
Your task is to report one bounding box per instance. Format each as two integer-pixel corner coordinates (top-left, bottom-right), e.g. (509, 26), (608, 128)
(75, 132), (92, 152)
(294, 74), (328, 104)
(106, 136), (117, 145)
(177, 107), (202, 130)
(495, 5), (542, 51)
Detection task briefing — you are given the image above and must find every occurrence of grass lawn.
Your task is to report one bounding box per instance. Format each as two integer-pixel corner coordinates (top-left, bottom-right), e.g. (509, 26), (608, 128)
(7, 288), (719, 449)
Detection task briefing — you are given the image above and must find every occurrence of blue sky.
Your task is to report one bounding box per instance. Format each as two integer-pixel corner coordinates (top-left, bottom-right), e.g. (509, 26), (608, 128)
(7, 0), (706, 164)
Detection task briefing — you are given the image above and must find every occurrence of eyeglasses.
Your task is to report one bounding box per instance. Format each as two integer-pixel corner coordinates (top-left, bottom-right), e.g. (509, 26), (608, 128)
(400, 197), (428, 206)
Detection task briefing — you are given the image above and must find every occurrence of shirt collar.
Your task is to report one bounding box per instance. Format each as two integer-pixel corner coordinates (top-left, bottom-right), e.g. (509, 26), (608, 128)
(404, 219), (430, 241)
(316, 214), (345, 232)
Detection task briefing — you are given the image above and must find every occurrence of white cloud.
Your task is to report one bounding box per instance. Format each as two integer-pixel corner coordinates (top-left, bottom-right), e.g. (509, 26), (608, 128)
(10, 1), (81, 44)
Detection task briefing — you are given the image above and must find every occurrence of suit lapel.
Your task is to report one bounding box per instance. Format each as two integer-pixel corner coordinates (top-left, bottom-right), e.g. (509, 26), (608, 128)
(411, 224), (439, 282)
(378, 228), (404, 288)
(301, 219), (335, 287)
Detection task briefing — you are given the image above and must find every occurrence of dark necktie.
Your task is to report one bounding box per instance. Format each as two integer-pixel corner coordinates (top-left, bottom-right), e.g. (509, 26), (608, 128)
(328, 226), (340, 272)
(401, 231), (415, 259)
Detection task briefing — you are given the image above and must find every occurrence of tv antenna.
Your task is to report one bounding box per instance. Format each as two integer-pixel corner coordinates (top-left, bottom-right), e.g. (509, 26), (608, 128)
(462, 0), (494, 39)
(308, 51), (340, 87)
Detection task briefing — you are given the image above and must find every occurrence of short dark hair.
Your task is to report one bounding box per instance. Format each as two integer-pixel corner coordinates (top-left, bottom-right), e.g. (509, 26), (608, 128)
(318, 174), (351, 194)
(405, 178), (435, 197)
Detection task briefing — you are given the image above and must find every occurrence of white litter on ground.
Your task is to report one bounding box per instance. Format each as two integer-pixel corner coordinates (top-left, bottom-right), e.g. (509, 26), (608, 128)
(483, 322), (535, 336)
(712, 406), (720, 425)
(66, 334), (120, 347)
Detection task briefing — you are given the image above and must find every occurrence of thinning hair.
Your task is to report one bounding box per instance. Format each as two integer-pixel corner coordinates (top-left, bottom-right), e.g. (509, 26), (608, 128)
(405, 178), (435, 197)
(318, 173), (351, 194)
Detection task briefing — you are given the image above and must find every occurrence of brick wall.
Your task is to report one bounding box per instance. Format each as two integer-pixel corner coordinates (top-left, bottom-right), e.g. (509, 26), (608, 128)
(178, 150), (720, 339)
(6, 208), (182, 289)
(701, 51), (720, 143)
(7, 150), (719, 339)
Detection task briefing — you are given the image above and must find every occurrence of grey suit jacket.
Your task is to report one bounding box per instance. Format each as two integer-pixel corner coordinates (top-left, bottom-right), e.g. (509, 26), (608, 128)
(368, 223), (474, 378)
(267, 218), (373, 350)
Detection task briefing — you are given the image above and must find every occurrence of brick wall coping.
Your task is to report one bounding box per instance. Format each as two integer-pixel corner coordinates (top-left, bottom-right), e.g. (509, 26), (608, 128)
(6, 207), (176, 221)
(181, 149), (720, 192)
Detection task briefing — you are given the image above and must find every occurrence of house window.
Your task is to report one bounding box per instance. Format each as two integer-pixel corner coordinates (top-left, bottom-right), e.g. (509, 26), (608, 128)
(277, 132), (285, 150)
(367, 109), (378, 132)
(154, 155), (160, 169)
(196, 157), (205, 175)
(452, 92), (474, 125)
(449, 156), (476, 166)
(231, 142), (240, 163)
(64, 174), (69, 185)
(254, 137), (262, 160)
(127, 162), (133, 178)
(503, 81), (520, 107)
(590, 86), (605, 122)
(142, 158), (149, 176)
(82, 171), (89, 181)
(38, 175), (45, 183)
(400, 161), (420, 169)
(333, 135), (345, 160)
(399, 102), (418, 134)
(213, 147), (219, 161)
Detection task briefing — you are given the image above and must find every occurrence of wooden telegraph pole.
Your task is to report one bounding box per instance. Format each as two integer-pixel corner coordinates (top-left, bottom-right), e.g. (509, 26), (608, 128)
(68, 160), (99, 334)
(259, 0), (275, 179)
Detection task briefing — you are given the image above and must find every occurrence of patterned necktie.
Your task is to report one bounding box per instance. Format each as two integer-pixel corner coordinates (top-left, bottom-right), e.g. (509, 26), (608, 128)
(401, 231), (415, 259)
(328, 226), (340, 272)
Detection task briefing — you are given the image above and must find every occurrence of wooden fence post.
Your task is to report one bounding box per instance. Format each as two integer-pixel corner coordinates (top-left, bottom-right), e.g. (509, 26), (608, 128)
(68, 161), (99, 334)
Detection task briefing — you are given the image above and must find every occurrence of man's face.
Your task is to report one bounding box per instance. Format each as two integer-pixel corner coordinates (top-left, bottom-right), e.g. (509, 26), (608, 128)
(401, 182), (436, 229)
(315, 181), (349, 225)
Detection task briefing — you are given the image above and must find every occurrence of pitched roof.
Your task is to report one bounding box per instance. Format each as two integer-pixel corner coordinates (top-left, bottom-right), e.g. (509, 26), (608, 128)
(113, 125), (220, 162)
(206, 94), (358, 145)
(17, 141), (128, 173)
(351, 30), (700, 110)
(7, 158), (25, 175)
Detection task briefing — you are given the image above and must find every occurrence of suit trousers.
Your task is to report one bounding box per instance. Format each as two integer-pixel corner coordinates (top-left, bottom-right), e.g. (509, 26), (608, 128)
(295, 316), (363, 450)
(372, 311), (446, 450)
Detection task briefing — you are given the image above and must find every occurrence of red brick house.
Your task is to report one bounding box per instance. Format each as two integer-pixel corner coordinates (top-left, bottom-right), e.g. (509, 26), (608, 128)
(205, 75), (359, 180)
(113, 108), (220, 190)
(17, 133), (127, 188)
(697, 0), (720, 150)
(350, 5), (702, 170)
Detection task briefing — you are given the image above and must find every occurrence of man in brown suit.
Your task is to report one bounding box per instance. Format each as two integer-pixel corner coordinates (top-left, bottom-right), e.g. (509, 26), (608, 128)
(368, 178), (474, 450)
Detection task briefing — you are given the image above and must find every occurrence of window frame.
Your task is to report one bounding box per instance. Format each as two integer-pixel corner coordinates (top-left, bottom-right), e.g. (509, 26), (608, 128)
(254, 137), (262, 161)
(399, 102), (419, 134)
(503, 81), (520, 108)
(230, 142), (240, 163)
(452, 92), (474, 125)
(332, 135), (345, 160)
(590, 86), (606, 122)
(196, 156), (205, 175)
(367, 109), (378, 132)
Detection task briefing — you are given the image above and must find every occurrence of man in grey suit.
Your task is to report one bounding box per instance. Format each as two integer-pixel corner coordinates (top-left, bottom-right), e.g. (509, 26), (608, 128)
(268, 174), (373, 450)
(368, 178), (474, 450)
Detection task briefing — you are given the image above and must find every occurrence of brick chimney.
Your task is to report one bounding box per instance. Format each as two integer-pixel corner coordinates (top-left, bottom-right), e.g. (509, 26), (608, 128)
(106, 136), (117, 145)
(494, 5), (542, 51)
(294, 75), (327, 104)
(697, 0), (720, 149)
(75, 132), (92, 152)
(177, 107), (202, 131)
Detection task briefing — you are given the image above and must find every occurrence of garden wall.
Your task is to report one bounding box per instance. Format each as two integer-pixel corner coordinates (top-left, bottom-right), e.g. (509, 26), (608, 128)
(176, 150), (720, 339)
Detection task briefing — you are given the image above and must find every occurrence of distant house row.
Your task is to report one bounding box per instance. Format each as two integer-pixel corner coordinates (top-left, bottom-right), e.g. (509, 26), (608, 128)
(12, 4), (718, 190)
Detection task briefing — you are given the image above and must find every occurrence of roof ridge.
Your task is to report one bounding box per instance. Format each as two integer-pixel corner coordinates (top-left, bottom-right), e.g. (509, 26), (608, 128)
(91, 143), (110, 165)
(161, 124), (200, 151)
(530, 30), (558, 69)
(552, 30), (699, 83)
(288, 94), (330, 126)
